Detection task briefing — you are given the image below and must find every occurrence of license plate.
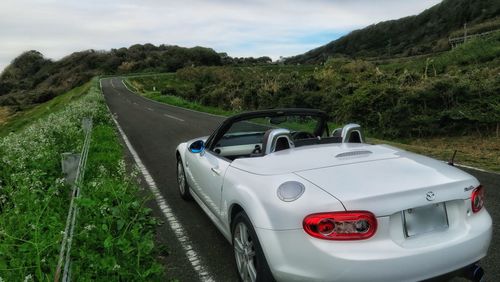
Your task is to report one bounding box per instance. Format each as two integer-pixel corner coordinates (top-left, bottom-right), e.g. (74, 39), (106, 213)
(403, 203), (449, 237)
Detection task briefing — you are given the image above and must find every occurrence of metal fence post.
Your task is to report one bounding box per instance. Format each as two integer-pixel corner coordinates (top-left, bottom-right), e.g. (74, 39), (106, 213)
(55, 117), (93, 282)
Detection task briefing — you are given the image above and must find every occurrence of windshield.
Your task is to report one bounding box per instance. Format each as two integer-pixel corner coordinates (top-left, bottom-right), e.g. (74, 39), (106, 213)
(211, 113), (333, 160)
(226, 115), (322, 136)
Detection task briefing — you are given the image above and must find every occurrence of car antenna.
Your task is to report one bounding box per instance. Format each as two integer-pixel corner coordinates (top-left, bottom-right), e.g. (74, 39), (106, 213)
(448, 150), (457, 166)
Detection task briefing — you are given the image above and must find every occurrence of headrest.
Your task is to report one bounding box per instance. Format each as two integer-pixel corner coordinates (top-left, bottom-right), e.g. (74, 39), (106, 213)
(261, 128), (294, 155)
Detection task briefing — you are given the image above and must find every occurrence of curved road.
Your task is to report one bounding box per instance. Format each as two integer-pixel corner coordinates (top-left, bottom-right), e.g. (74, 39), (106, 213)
(101, 77), (499, 281)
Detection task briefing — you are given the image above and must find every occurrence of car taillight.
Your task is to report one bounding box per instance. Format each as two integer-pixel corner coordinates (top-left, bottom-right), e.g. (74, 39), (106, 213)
(303, 211), (377, 240)
(471, 185), (484, 213)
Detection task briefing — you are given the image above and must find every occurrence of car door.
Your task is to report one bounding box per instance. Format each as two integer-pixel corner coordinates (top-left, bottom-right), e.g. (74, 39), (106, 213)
(186, 149), (230, 217)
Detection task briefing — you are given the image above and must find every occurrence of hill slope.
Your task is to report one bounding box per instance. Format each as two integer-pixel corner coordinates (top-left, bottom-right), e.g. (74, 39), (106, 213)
(127, 32), (500, 138)
(286, 0), (500, 64)
(0, 45), (225, 109)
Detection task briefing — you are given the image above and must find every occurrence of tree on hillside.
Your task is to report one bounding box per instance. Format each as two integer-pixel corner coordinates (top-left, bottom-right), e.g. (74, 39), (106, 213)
(286, 0), (500, 63)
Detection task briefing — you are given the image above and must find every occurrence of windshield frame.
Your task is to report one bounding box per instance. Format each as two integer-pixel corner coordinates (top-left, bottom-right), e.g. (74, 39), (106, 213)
(205, 108), (329, 151)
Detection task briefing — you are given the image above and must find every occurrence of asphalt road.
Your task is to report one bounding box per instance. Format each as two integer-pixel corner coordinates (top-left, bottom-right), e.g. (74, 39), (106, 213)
(101, 77), (499, 282)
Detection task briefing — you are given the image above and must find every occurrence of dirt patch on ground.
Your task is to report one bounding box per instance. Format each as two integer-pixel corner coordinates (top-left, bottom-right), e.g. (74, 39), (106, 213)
(0, 106), (13, 125)
(369, 136), (500, 173)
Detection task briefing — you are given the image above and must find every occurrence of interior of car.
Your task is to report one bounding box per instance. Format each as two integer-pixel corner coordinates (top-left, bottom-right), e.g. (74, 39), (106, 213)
(207, 111), (364, 161)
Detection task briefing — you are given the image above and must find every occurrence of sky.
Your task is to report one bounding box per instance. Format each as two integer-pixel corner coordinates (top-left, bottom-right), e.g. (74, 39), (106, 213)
(0, 0), (441, 71)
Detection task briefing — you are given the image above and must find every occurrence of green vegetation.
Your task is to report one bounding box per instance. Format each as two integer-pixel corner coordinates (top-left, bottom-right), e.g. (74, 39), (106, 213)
(449, 17), (500, 38)
(287, 0), (500, 63)
(124, 76), (235, 116)
(0, 45), (225, 110)
(0, 82), (90, 137)
(0, 44), (273, 112)
(129, 34), (500, 138)
(126, 34), (499, 172)
(126, 75), (499, 172)
(0, 79), (163, 280)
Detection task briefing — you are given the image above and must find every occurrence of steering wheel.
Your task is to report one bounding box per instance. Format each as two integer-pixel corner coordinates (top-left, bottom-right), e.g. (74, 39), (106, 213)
(251, 145), (262, 155)
(291, 131), (315, 140)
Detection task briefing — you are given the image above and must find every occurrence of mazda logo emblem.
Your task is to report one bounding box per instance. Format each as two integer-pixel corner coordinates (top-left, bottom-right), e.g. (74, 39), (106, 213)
(426, 191), (435, 201)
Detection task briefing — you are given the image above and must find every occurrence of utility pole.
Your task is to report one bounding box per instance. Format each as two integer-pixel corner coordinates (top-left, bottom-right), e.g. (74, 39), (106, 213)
(464, 22), (468, 43)
(387, 38), (392, 57)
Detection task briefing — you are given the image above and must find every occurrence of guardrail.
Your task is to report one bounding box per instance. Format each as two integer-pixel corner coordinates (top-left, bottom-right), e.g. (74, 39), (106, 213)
(54, 117), (93, 282)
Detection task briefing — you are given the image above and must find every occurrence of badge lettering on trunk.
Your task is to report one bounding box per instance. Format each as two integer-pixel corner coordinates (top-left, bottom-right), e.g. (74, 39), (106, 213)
(464, 185), (474, 192)
(426, 191), (435, 201)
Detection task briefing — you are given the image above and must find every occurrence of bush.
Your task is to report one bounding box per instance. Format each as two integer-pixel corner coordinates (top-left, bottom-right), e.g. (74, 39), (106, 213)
(126, 33), (499, 138)
(161, 87), (177, 96)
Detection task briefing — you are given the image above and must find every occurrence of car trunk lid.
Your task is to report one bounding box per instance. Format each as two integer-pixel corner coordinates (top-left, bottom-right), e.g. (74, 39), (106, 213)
(294, 152), (478, 216)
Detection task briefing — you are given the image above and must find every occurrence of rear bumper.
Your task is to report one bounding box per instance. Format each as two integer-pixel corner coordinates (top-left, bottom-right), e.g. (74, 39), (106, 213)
(256, 208), (492, 282)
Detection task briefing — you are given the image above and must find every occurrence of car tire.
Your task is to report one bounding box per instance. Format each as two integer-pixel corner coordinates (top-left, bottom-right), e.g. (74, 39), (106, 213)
(232, 211), (275, 282)
(177, 157), (192, 201)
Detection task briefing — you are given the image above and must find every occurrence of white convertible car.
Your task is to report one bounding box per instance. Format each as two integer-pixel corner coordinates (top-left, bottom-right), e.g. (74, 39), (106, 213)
(175, 109), (492, 282)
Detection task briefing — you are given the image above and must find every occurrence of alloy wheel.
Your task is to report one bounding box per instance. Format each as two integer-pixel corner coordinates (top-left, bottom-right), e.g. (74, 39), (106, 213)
(177, 161), (186, 194)
(233, 222), (257, 282)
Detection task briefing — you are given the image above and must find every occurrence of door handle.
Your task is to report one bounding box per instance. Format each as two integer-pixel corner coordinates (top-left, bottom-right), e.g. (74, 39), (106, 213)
(211, 167), (221, 175)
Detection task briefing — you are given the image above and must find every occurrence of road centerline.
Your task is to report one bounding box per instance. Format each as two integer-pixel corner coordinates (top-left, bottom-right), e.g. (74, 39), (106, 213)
(163, 113), (185, 122)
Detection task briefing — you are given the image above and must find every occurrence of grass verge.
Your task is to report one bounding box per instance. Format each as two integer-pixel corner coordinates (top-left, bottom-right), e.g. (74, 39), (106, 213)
(0, 82), (91, 137)
(124, 78), (234, 116)
(0, 78), (163, 280)
(368, 136), (499, 172)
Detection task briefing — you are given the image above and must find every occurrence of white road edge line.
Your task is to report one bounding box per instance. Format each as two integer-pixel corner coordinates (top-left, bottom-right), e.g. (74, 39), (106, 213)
(100, 79), (215, 282)
(164, 114), (185, 122)
(120, 79), (223, 118)
(147, 107), (154, 111)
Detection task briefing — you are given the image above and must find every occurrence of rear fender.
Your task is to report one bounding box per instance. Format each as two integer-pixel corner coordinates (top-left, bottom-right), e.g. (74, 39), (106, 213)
(221, 166), (345, 231)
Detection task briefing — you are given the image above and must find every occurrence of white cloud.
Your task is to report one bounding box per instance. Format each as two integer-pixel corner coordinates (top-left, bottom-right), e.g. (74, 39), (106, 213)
(0, 0), (441, 71)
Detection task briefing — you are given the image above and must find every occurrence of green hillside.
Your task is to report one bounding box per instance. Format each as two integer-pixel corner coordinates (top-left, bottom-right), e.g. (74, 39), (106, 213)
(127, 33), (500, 138)
(0, 46), (225, 109)
(124, 34), (499, 171)
(286, 0), (500, 63)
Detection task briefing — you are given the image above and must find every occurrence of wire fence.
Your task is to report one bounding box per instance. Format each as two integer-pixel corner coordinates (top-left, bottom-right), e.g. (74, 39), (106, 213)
(449, 29), (500, 47)
(54, 117), (93, 282)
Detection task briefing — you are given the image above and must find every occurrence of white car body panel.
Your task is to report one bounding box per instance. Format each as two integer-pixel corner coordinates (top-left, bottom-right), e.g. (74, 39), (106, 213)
(185, 149), (230, 216)
(257, 207), (491, 281)
(176, 133), (492, 281)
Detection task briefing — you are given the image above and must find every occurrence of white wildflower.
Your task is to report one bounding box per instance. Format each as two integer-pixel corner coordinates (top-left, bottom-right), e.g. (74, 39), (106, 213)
(98, 165), (107, 176)
(117, 160), (126, 176)
(55, 178), (65, 185)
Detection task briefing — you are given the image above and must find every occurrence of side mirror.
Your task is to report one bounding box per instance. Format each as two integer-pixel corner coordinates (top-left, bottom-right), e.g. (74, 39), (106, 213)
(188, 140), (205, 153)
